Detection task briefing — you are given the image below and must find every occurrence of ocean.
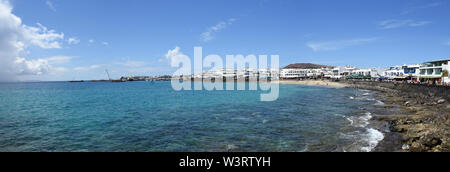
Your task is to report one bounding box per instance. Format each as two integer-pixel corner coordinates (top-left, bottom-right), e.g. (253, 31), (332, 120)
(0, 81), (385, 152)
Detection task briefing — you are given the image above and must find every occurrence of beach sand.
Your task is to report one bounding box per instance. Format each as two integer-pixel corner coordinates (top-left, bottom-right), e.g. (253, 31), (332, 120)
(279, 80), (347, 88)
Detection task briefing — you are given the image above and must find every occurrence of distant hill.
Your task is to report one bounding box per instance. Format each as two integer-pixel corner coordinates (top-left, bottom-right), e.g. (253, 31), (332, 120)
(283, 63), (333, 69)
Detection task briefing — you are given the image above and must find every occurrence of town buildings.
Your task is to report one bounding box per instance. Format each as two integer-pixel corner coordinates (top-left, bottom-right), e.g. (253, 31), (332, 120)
(122, 59), (450, 85)
(418, 59), (450, 84)
(384, 66), (404, 80)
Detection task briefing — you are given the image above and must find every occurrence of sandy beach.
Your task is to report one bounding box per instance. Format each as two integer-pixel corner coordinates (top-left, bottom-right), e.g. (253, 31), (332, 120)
(279, 80), (348, 88)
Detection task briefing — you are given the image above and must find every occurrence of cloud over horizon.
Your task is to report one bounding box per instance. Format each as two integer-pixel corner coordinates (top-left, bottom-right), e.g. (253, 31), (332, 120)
(165, 46), (189, 66)
(0, 0), (66, 81)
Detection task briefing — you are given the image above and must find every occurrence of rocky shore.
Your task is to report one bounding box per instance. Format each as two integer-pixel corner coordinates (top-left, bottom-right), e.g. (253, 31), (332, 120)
(344, 81), (450, 152)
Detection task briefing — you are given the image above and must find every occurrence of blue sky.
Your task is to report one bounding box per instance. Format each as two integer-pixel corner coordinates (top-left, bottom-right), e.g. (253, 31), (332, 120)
(2, 0), (450, 81)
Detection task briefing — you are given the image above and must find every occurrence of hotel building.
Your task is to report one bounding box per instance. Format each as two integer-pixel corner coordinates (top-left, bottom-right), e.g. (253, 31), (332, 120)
(418, 59), (450, 84)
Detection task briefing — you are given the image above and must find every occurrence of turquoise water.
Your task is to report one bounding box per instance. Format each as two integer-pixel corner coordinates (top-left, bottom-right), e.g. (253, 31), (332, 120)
(0, 81), (383, 152)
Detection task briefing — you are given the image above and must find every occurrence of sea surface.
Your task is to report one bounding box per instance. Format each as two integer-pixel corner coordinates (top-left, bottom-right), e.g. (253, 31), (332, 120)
(0, 81), (386, 152)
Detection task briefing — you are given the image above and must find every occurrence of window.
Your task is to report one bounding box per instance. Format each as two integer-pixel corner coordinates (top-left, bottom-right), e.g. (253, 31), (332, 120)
(427, 69), (433, 75)
(435, 69), (442, 75)
(420, 69), (426, 75)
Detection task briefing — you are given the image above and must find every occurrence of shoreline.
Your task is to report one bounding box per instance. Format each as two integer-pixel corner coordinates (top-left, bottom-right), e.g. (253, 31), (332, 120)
(343, 81), (450, 152)
(279, 80), (348, 88)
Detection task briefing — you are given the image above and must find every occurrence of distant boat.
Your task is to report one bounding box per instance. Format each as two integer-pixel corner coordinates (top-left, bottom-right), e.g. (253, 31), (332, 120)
(69, 80), (84, 83)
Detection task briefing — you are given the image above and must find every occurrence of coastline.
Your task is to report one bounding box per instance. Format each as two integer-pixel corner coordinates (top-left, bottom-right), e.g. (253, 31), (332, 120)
(344, 81), (450, 152)
(280, 79), (449, 152)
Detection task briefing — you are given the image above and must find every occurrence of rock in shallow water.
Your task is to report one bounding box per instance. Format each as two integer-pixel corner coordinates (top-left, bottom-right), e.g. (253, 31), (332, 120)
(437, 99), (446, 104)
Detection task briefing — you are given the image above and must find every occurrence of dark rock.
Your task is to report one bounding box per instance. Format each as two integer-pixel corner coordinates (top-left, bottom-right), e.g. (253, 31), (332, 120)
(424, 137), (442, 148)
(343, 81), (450, 152)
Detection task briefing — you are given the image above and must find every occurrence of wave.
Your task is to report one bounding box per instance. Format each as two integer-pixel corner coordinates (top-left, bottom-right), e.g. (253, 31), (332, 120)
(346, 112), (372, 128)
(343, 112), (384, 152)
(374, 100), (385, 106)
(360, 128), (384, 152)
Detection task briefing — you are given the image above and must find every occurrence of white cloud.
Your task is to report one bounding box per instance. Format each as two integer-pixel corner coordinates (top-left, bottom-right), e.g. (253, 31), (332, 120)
(402, 2), (443, 14)
(201, 18), (236, 42)
(74, 65), (101, 71)
(13, 56), (73, 76)
(44, 56), (74, 65)
(114, 60), (147, 68)
(67, 37), (80, 45)
(125, 67), (165, 73)
(0, 0), (66, 81)
(89, 39), (95, 43)
(307, 38), (378, 52)
(102, 42), (109, 46)
(23, 23), (65, 49)
(378, 19), (432, 29)
(14, 57), (50, 75)
(165, 46), (189, 65)
(46, 0), (56, 12)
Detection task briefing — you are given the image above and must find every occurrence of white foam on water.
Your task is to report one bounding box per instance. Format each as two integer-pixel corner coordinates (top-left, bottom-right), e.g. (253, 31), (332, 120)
(298, 145), (309, 152)
(360, 128), (384, 152)
(346, 117), (354, 125)
(349, 96), (355, 100)
(334, 113), (344, 117)
(361, 112), (372, 120)
(347, 112), (372, 128)
(357, 112), (372, 128)
(374, 100), (385, 105)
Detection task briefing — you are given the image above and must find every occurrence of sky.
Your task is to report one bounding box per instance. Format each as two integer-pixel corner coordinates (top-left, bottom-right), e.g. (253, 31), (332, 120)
(1, 0), (449, 81)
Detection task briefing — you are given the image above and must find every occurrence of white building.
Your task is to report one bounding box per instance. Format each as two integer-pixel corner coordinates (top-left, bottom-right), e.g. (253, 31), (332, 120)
(418, 59), (450, 84)
(306, 69), (323, 78)
(402, 64), (420, 82)
(259, 68), (280, 79)
(351, 69), (369, 76)
(331, 66), (356, 79)
(384, 66), (404, 79)
(201, 68), (279, 80)
(280, 68), (308, 79)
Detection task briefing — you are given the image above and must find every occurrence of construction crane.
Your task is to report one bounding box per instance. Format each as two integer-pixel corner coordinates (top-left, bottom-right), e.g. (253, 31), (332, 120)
(105, 69), (112, 81)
